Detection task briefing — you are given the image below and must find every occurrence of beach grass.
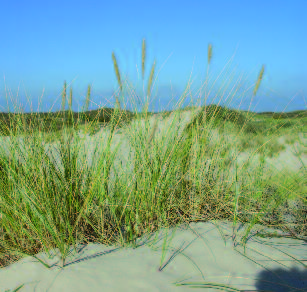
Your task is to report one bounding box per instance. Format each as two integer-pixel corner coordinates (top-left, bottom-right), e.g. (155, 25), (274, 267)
(0, 39), (306, 291)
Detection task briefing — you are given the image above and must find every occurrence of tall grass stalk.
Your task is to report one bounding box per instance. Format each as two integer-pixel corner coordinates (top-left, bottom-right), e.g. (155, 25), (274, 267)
(61, 80), (67, 123)
(157, 226), (178, 271)
(203, 43), (213, 123)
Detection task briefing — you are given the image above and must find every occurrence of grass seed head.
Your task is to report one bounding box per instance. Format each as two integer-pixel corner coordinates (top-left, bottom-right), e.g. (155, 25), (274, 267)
(142, 39), (146, 80)
(112, 52), (123, 93)
(85, 85), (91, 112)
(208, 43), (213, 65)
(61, 80), (67, 112)
(253, 65), (265, 96)
(147, 60), (156, 98)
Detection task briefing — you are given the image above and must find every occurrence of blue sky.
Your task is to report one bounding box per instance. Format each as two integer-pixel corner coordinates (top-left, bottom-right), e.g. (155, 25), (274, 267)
(0, 0), (306, 114)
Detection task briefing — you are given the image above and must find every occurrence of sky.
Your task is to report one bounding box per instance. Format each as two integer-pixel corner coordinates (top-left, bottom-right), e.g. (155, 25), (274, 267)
(0, 0), (306, 114)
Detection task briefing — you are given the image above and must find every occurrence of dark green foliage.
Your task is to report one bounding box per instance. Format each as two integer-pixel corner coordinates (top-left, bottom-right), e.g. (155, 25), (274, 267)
(242, 122), (262, 135)
(200, 104), (246, 126)
(0, 108), (136, 137)
(256, 109), (307, 119)
(275, 121), (293, 129)
(183, 104), (247, 135)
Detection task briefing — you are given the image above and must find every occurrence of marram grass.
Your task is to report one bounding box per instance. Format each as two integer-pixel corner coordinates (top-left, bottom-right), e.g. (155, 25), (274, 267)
(0, 39), (306, 292)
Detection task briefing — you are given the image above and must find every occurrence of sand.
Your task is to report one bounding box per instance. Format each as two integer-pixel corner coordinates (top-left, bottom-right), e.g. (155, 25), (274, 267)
(0, 220), (306, 291)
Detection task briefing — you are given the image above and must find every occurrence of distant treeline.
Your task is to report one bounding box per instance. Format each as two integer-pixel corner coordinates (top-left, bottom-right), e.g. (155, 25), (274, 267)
(0, 107), (153, 136)
(255, 110), (307, 119)
(0, 104), (305, 136)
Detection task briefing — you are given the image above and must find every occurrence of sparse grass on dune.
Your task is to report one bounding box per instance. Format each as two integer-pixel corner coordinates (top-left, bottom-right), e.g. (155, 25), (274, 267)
(0, 39), (306, 291)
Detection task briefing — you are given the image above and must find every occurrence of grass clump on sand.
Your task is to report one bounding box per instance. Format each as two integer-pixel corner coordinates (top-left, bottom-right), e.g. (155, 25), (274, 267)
(0, 39), (306, 291)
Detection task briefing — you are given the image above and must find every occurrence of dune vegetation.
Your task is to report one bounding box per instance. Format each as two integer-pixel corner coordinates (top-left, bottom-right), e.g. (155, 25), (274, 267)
(0, 39), (306, 291)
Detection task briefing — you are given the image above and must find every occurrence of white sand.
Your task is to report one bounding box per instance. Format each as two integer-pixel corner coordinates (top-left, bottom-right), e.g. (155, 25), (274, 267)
(0, 220), (306, 291)
(0, 110), (306, 291)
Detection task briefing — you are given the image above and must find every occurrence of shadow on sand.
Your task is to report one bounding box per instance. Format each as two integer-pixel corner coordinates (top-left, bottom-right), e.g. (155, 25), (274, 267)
(250, 266), (307, 292)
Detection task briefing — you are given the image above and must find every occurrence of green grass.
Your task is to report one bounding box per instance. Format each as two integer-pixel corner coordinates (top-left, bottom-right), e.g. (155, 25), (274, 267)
(0, 39), (306, 291)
